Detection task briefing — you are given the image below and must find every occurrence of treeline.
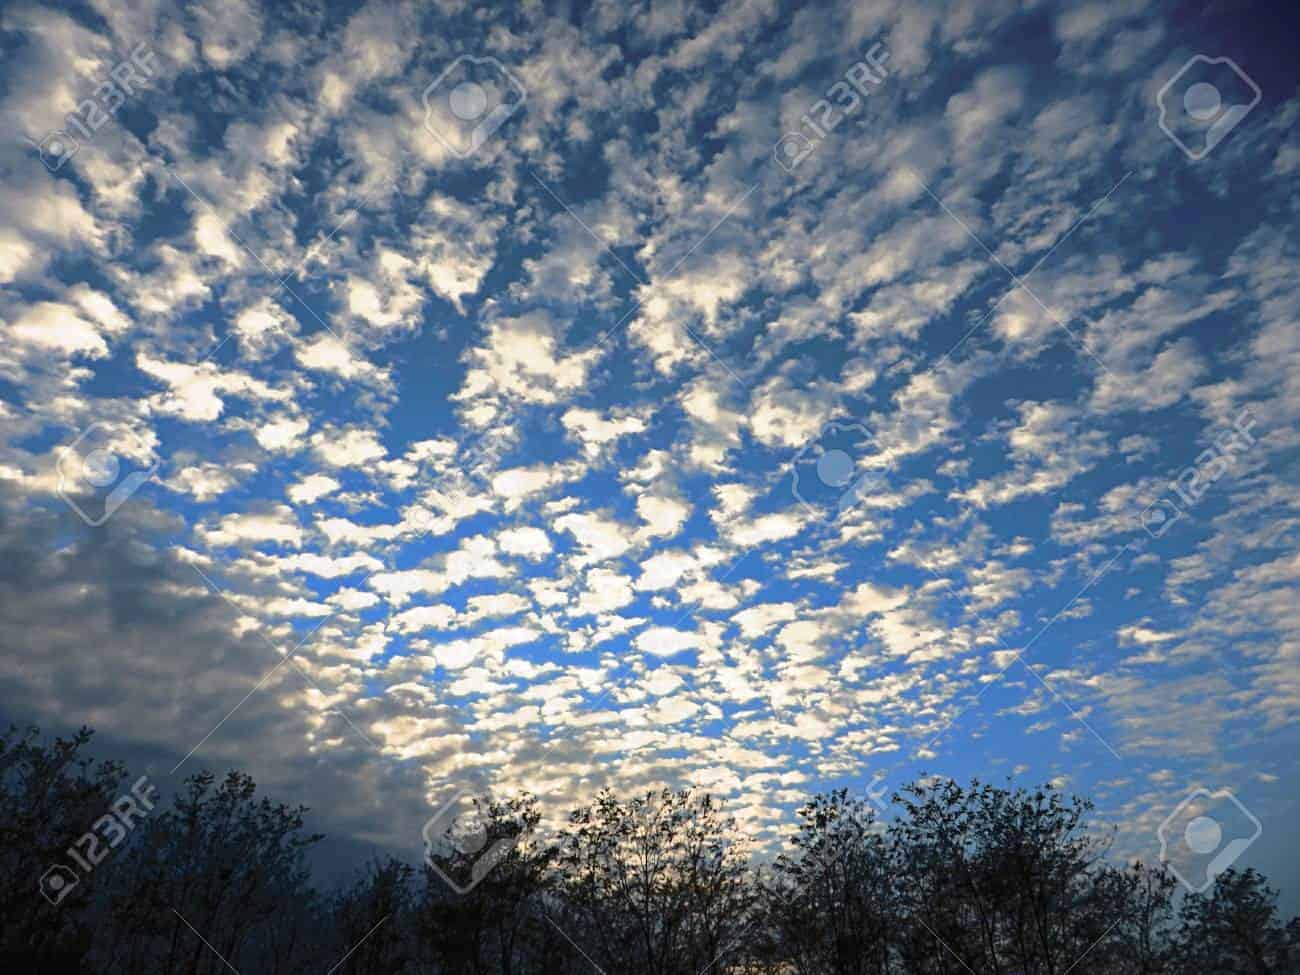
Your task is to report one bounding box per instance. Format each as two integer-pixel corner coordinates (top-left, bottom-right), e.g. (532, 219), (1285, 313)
(2, 725), (1297, 973)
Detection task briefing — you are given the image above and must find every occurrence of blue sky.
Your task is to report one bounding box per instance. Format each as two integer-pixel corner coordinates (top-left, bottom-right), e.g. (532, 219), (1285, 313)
(1, 0), (1298, 903)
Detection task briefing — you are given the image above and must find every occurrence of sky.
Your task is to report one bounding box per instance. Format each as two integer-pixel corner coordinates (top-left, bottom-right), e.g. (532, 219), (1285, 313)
(1, 0), (1298, 907)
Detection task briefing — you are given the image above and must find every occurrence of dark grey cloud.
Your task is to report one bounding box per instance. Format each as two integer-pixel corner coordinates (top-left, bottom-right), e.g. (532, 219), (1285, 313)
(0, 485), (436, 874)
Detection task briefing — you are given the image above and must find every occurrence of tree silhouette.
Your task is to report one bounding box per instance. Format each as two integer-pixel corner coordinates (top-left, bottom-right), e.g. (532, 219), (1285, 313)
(3, 724), (1297, 974)
(1169, 868), (1300, 974)
(554, 788), (756, 975)
(759, 789), (896, 975)
(1, 724), (126, 969)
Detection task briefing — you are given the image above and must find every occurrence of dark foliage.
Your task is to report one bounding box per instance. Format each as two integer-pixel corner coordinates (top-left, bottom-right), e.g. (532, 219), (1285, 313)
(2, 725), (1296, 974)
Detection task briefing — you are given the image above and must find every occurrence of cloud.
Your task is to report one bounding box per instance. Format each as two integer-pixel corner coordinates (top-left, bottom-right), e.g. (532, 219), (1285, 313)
(2, 0), (1298, 897)
(454, 311), (603, 424)
(634, 626), (700, 658)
